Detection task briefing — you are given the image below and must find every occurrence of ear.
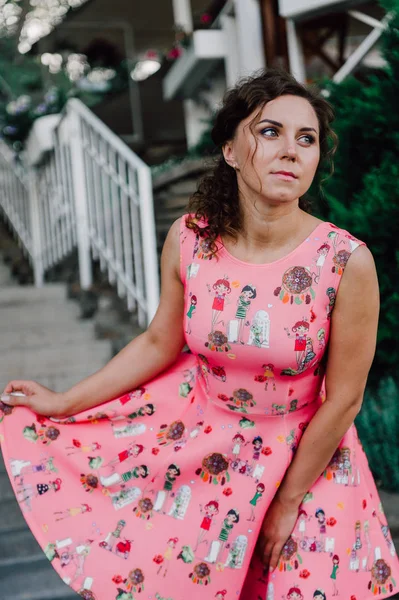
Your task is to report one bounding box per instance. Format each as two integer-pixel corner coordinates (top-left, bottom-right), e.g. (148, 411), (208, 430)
(222, 141), (238, 170)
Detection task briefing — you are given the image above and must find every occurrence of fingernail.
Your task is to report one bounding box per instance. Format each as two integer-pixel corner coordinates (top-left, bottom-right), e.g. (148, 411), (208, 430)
(1, 395), (12, 404)
(269, 566), (275, 573)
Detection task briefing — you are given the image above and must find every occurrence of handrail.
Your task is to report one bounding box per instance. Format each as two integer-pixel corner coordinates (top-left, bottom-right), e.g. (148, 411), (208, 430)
(0, 98), (160, 327)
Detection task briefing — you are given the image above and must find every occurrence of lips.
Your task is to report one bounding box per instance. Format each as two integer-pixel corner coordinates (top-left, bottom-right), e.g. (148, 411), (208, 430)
(273, 171), (298, 179)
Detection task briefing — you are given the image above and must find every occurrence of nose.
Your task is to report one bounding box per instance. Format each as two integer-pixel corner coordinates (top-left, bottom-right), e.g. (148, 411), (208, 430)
(280, 141), (297, 161)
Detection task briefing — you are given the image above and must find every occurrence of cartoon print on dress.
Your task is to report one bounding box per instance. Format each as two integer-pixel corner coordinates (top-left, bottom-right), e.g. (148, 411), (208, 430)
(126, 403), (156, 420)
(368, 548), (397, 595)
(196, 452), (230, 485)
(231, 433), (247, 460)
(317, 328), (326, 351)
(132, 495), (154, 520)
(219, 388), (256, 414)
(205, 330), (232, 354)
(278, 536), (303, 572)
(282, 319), (317, 376)
(204, 508), (240, 564)
(153, 463), (181, 514)
(23, 422), (60, 445)
(373, 509), (397, 557)
(313, 589), (327, 600)
(104, 443), (144, 470)
(254, 363), (277, 391)
(54, 503), (92, 521)
(111, 421), (147, 439)
(99, 519), (132, 560)
(179, 368), (196, 397)
(248, 482), (265, 521)
(10, 454), (58, 479)
(0, 400), (14, 423)
(188, 561), (212, 585)
(247, 310), (271, 348)
(54, 536), (94, 585)
(227, 284), (257, 344)
(326, 287), (337, 319)
(195, 235), (214, 260)
(285, 586), (304, 600)
(195, 500), (220, 551)
(296, 508), (312, 540)
(185, 294), (198, 334)
(323, 447), (360, 487)
(110, 485), (142, 510)
(198, 354), (227, 384)
(330, 554), (340, 596)
(207, 277), (232, 332)
(332, 248), (351, 275)
(117, 567), (146, 594)
(65, 440), (101, 456)
(16, 476), (62, 511)
(313, 243), (331, 283)
(274, 266), (315, 305)
(100, 464), (149, 488)
(118, 386), (147, 406)
(154, 537), (179, 578)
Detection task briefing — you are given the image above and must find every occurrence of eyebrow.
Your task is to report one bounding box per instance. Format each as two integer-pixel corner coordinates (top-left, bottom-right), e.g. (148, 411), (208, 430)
(258, 118), (318, 134)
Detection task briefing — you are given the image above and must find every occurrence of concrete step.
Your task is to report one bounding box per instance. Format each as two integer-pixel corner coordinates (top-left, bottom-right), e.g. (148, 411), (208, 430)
(0, 322), (102, 352)
(0, 529), (43, 566)
(0, 471), (15, 501)
(0, 499), (27, 533)
(0, 559), (79, 599)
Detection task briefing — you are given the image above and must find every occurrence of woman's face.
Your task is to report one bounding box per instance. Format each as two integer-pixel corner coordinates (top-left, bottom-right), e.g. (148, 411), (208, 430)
(223, 95), (320, 206)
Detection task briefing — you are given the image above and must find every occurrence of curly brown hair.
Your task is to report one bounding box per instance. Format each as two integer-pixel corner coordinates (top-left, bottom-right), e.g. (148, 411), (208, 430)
(186, 69), (337, 254)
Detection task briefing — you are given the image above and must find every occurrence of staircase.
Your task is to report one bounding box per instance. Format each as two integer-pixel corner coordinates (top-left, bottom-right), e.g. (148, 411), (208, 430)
(0, 259), (111, 599)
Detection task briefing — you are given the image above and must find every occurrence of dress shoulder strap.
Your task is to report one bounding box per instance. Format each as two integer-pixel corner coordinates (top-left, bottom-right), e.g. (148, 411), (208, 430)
(179, 214), (198, 286)
(320, 222), (367, 291)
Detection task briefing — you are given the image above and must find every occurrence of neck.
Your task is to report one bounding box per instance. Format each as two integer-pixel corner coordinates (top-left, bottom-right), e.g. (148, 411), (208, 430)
(237, 193), (306, 252)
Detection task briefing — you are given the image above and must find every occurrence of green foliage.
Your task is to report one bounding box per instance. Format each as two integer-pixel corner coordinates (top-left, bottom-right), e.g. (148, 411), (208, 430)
(316, 1), (399, 389)
(355, 377), (399, 491)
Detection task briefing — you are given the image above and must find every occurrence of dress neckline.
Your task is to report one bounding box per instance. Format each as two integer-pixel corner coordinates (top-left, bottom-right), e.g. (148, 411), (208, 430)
(217, 220), (329, 268)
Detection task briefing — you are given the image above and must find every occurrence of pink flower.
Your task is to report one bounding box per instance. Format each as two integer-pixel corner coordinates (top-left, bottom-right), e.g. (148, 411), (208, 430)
(327, 517), (337, 527)
(151, 448), (160, 455)
(112, 575), (123, 584)
(222, 487), (232, 497)
(262, 447), (272, 456)
(299, 569), (310, 579)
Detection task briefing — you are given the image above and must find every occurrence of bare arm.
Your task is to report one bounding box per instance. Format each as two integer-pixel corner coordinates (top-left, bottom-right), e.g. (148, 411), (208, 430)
(259, 245), (380, 568)
(2, 218), (186, 417)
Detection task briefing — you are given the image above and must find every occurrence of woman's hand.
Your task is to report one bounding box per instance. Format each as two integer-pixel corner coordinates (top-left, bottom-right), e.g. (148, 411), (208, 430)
(1, 380), (70, 418)
(257, 494), (300, 571)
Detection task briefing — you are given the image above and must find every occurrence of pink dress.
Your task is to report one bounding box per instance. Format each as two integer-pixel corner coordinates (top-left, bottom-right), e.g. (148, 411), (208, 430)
(1, 215), (398, 600)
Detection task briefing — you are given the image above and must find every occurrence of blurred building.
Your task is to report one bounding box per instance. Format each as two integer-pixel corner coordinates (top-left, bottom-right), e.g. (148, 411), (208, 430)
(22, 0), (387, 162)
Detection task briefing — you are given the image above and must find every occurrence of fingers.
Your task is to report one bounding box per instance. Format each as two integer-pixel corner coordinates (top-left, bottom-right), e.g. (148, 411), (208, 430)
(269, 542), (283, 572)
(1, 380), (36, 406)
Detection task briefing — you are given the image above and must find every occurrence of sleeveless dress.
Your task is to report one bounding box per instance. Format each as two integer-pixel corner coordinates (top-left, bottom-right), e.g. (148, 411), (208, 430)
(1, 215), (399, 600)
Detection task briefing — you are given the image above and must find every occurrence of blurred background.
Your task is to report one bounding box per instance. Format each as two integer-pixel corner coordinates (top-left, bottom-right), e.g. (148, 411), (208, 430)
(0, 1), (398, 596)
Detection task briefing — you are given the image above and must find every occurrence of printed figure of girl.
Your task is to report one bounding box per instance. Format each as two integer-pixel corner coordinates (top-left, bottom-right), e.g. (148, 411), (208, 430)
(313, 590), (327, 600)
(235, 285), (257, 344)
(262, 363), (276, 391)
(207, 278), (231, 332)
(248, 483), (265, 521)
(215, 591), (227, 599)
(162, 464), (180, 513)
(216, 509), (240, 562)
(314, 243), (330, 283)
(100, 465), (149, 487)
(127, 403), (155, 420)
(284, 320), (310, 369)
(317, 328), (326, 351)
(251, 436), (263, 469)
(231, 433), (246, 459)
(326, 287), (336, 319)
(156, 537), (179, 578)
(286, 586), (304, 600)
(185, 295), (197, 334)
(105, 443), (144, 470)
(17, 477), (62, 510)
(297, 508), (311, 539)
(195, 500), (220, 551)
(54, 503), (92, 521)
(330, 554), (340, 596)
(66, 440), (101, 456)
(316, 508), (327, 544)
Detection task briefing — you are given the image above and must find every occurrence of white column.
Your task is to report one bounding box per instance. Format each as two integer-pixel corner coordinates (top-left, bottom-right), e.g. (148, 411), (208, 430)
(233, 0), (265, 76)
(67, 107), (93, 290)
(286, 18), (306, 83)
(28, 168), (44, 287)
(220, 15), (240, 87)
(172, 0), (193, 32)
(137, 165), (160, 324)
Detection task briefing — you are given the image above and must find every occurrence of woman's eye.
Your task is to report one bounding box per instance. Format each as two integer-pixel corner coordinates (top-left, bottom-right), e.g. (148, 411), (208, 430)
(299, 134), (316, 145)
(261, 127), (278, 137)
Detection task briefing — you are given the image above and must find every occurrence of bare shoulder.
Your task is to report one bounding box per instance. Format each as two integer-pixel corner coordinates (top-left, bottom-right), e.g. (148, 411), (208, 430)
(161, 217), (183, 276)
(334, 244), (379, 322)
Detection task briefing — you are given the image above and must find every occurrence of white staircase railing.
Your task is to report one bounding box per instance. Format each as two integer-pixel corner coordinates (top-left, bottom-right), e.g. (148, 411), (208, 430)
(0, 98), (159, 327)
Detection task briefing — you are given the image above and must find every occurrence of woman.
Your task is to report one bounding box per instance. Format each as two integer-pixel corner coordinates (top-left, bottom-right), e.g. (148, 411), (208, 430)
(1, 69), (398, 599)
